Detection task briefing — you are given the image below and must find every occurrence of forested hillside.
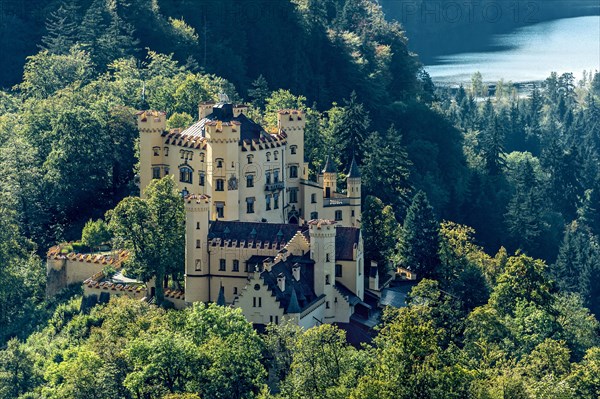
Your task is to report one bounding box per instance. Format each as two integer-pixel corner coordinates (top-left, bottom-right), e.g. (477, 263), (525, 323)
(0, 0), (599, 398)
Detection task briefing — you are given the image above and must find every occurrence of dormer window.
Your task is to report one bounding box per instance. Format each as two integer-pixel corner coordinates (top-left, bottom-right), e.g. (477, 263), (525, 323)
(179, 166), (193, 183)
(290, 145), (297, 155)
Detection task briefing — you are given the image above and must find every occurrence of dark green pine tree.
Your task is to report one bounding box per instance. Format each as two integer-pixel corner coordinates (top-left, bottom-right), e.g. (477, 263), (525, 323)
(362, 125), (412, 215)
(481, 116), (506, 176)
(578, 239), (600, 317)
(549, 145), (584, 221)
(551, 222), (584, 292)
(397, 191), (440, 279)
(40, 1), (79, 54)
(505, 157), (547, 255)
(578, 177), (600, 236)
(361, 196), (399, 277)
(248, 75), (270, 111)
(333, 90), (370, 167)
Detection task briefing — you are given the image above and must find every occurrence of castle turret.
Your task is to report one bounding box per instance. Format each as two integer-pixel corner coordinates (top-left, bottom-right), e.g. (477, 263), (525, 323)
(184, 194), (211, 303)
(137, 110), (167, 196)
(346, 155), (361, 227)
(321, 156), (337, 198)
(309, 219), (337, 320)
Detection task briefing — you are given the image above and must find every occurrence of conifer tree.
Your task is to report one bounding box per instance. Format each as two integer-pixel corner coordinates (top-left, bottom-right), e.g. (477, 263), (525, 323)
(361, 196), (399, 276)
(248, 75), (270, 111)
(578, 177), (600, 236)
(362, 125), (412, 215)
(481, 116), (506, 176)
(333, 91), (370, 166)
(397, 191), (440, 279)
(40, 2), (79, 54)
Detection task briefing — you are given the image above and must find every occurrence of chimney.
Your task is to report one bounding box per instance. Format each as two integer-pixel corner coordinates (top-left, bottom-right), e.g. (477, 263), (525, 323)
(292, 263), (301, 281)
(277, 273), (286, 292)
(263, 258), (273, 271)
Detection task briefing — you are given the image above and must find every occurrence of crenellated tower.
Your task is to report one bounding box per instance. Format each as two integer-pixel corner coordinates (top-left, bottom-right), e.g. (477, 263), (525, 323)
(137, 110), (167, 197)
(321, 155), (337, 198)
(184, 194), (211, 303)
(309, 219), (337, 320)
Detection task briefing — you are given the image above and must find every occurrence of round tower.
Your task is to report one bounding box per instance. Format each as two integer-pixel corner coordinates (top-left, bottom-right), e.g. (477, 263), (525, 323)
(309, 219), (337, 319)
(184, 194), (211, 303)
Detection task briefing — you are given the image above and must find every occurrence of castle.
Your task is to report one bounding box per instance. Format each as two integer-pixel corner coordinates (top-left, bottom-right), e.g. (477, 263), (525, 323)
(136, 99), (370, 327)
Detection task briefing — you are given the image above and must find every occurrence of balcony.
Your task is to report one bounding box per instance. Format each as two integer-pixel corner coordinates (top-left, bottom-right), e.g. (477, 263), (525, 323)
(265, 181), (285, 191)
(324, 197), (352, 206)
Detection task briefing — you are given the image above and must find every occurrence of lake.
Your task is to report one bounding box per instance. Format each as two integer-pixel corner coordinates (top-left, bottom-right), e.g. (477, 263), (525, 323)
(425, 15), (600, 84)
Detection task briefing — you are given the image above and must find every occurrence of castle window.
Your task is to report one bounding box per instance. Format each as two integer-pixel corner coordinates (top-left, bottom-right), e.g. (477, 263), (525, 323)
(274, 170), (279, 183)
(335, 210), (342, 221)
(219, 259), (226, 271)
(179, 166), (193, 184)
(274, 193), (279, 209)
(326, 253), (331, 262)
(246, 174), (254, 188)
(311, 193), (316, 203)
(326, 274), (330, 285)
(265, 171), (271, 185)
(216, 202), (224, 218)
(216, 158), (223, 168)
(216, 179), (224, 191)
(152, 167), (161, 179)
(233, 287), (238, 295)
(196, 239), (201, 248)
(246, 197), (255, 214)
(351, 210), (355, 217)
(266, 195), (271, 210)
(274, 151), (279, 160)
(200, 153), (205, 162)
(253, 297), (262, 307)
(195, 259), (202, 271)
(289, 188), (298, 203)
(289, 165), (298, 178)
(266, 152), (271, 161)
(232, 259), (239, 272)
(326, 301), (330, 309)
(290, 145), (297, 155)
(180, 150), (185, 159)
(247, 155), (253, 164)
(199, 172), (205, 186)
(153, 147), (160, 156)
(310, 211), (318, 219)
(196, 222), (200, 229)
(164, 147), (169, 156)
(164, 167), (170, 175)
(335, 264), (342, 277)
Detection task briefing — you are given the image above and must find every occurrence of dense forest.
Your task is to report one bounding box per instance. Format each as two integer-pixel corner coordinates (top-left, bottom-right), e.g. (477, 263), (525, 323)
(0, 0), (599, 398)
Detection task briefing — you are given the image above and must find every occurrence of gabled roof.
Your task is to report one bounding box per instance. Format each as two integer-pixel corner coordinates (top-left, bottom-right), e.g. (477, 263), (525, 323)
(260, 254), (318, 314)
(209, 221), (308, 247)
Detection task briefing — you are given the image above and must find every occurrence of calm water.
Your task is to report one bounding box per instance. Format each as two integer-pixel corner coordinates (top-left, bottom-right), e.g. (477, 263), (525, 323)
(426, 15), (600, 84)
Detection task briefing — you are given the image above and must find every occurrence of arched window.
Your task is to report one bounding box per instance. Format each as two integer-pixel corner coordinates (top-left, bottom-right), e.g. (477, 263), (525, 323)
(290, 145), (297, 155)
(216, 158), (223, 168)
(266, 152), (271, 161)
(274, 150), (279, 160)
(247, 155), (254, 164)
(179, 166), (193, 183)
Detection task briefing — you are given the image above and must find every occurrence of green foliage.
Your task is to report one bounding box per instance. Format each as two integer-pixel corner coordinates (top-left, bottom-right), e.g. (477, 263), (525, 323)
(361, 196), (399, 275)
(81, 219), (111, 252)
(108, 177), (185, 306)
(397, 191), (440, 278)
(167, 112), (194, 129)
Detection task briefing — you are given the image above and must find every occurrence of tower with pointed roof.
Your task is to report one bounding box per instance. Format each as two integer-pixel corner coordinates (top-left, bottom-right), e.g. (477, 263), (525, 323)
(346, 155), (361, 227)
(321, 155), (337, 198)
